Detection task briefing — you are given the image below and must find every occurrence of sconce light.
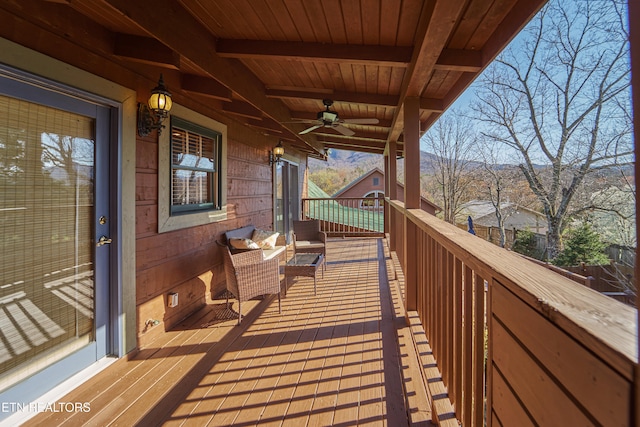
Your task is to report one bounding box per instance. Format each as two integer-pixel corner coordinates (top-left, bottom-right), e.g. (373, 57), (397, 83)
(137, 74), (173, 137)
(269, 140), (285, 165)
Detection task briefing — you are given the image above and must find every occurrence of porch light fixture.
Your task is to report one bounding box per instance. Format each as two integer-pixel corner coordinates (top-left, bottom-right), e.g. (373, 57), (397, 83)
(269, 140), (285, 165)
(137, 74), (173, 137)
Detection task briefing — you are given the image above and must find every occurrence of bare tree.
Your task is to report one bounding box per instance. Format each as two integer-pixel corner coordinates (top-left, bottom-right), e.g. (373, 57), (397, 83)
(422, 111), (477, 223)
(474, 138), (538, 247)
(472, 0), (632, 258)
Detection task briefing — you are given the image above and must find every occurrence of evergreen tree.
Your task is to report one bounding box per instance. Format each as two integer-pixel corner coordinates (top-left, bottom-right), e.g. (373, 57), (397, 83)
(512, 229), (544, 260)
(552, 223), (609, 266)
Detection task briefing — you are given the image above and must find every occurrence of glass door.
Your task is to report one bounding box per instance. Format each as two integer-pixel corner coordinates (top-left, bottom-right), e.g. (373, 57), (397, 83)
(274, 161), (299, 243)
(0, 74), (112, 407)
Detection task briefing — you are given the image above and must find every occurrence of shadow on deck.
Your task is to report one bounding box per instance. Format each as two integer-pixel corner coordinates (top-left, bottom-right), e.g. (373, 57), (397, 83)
(24, 238), (434, 427)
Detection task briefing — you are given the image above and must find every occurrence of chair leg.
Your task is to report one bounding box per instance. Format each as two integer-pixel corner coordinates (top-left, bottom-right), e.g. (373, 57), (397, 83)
(237, 300), (242, 325)
(278, 292), (282, 314)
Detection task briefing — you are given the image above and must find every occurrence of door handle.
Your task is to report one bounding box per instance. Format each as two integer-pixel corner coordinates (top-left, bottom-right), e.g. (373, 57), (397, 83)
(96, 236), (112, 247)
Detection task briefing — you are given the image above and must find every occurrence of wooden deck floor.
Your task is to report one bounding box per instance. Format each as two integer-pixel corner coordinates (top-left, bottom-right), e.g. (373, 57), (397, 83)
(26, 238), (431, 427)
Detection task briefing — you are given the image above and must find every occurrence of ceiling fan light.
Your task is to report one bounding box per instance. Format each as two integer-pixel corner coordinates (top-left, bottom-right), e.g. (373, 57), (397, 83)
(319, 111), (338, 122)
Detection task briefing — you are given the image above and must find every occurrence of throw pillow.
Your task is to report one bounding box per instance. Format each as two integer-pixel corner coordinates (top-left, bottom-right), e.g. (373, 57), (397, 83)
(252, 229), (280, 250)
(229, 238), (260, 250)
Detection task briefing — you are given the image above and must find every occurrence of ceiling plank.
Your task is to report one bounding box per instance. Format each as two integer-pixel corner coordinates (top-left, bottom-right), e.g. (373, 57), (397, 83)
(181, 74), (233, 101)
(114, 34), (180, 69)
(101, 0), (323, 155)
(216, 39), (412, 67)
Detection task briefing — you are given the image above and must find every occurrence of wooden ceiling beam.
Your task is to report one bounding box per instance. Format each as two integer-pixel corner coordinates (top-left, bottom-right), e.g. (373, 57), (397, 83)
(289, 111), (393, 128)
(389, 0), (469, 142)
(313, 130), (389, 143)
(113, 34), (180, 69)
(245, 118), (283, 134)
(420, 98), (444, 112)
(101, 0), (323, 155)
(181, 74), (232, 101)
(266, 88), (399, 108)
(216, 39), (412, 67)
(313, 133), (391, 147)
(420, 0), (547, 134)
(434, 49), (483, 72)
(320, 140), (386, 154)
(222, 101), (263, 120)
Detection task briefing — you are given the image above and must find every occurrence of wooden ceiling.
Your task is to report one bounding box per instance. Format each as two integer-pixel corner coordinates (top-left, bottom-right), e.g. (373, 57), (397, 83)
(6, 0), (547, 158)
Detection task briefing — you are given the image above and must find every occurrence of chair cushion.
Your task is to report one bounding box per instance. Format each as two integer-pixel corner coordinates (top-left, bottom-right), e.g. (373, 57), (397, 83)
(252, 229), (280, 250)
(229, 238), (260, 250)
(295, 240), (325, 250)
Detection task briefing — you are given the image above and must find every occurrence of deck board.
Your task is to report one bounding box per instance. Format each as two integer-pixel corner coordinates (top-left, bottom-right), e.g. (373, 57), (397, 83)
(25, 238), (431, 427)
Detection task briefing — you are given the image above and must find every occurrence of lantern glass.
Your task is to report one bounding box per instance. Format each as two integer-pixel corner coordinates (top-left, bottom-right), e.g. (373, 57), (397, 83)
(148, 92), (172, 113)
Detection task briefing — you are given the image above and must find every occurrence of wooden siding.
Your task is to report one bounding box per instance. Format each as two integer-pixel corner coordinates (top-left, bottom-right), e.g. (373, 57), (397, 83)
(135, 130), (306, 346)
(0, 0), (313, 346)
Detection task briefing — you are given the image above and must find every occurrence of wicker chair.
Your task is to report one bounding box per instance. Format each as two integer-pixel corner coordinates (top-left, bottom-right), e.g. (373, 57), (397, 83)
(292, 219), (327, 263)
(222, 246), (281, 324)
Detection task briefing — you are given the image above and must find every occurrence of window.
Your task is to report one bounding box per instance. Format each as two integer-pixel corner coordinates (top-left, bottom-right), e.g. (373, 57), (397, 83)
(158, 104), (227, 233)
(170, 117), (221, 214)
(373, 177), (379, 186)
(361, 191), (384, 209)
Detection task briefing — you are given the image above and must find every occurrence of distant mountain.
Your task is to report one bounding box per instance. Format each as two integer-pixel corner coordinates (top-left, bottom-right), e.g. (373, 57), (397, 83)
(309, 148), (634, 185)
(308, 149), (442, 175)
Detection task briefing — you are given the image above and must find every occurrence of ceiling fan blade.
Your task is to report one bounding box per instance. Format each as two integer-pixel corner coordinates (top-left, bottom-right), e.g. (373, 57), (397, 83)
(299, 124), (322, 135)
(342, 118), (380, 125)
(281, 119), (319, 124)
(334, 124), (356, 136)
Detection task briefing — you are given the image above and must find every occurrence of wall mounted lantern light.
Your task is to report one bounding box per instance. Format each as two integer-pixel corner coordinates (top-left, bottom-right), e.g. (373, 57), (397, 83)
(137, 74), (173, 137)
(269, 140), (285, 165)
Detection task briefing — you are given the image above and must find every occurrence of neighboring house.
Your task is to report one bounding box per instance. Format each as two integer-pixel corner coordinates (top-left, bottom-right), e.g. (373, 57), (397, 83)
(460, 200), (547, 233)
(332, 168), (440, 215)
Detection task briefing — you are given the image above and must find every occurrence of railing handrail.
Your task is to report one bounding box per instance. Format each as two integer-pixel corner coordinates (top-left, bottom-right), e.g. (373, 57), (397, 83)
(391, 199), (636, 369)
(303, 196), (384, 200)
(387, 197), (637, 426)
(301, 196), (385, 235)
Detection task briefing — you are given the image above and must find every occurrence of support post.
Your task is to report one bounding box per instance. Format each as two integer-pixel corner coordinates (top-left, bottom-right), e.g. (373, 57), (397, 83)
(386, 140), (398, 250)
(628, 0), (640, 424)
(404, 96), (420, 312)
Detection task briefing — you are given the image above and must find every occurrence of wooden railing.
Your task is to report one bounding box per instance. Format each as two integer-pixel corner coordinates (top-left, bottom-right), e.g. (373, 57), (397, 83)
(387, 199), (638, 426)
(302, 197), (385, 237)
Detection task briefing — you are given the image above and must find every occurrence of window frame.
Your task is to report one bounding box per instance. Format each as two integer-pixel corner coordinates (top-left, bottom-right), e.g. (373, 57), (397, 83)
(169, 116), (222, 215)
(361, 190), (384, 209)
(158, 104), (227, 233)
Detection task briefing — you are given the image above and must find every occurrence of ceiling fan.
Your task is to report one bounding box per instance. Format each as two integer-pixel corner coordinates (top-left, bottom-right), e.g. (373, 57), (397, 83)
(296, 99), (379, 136)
